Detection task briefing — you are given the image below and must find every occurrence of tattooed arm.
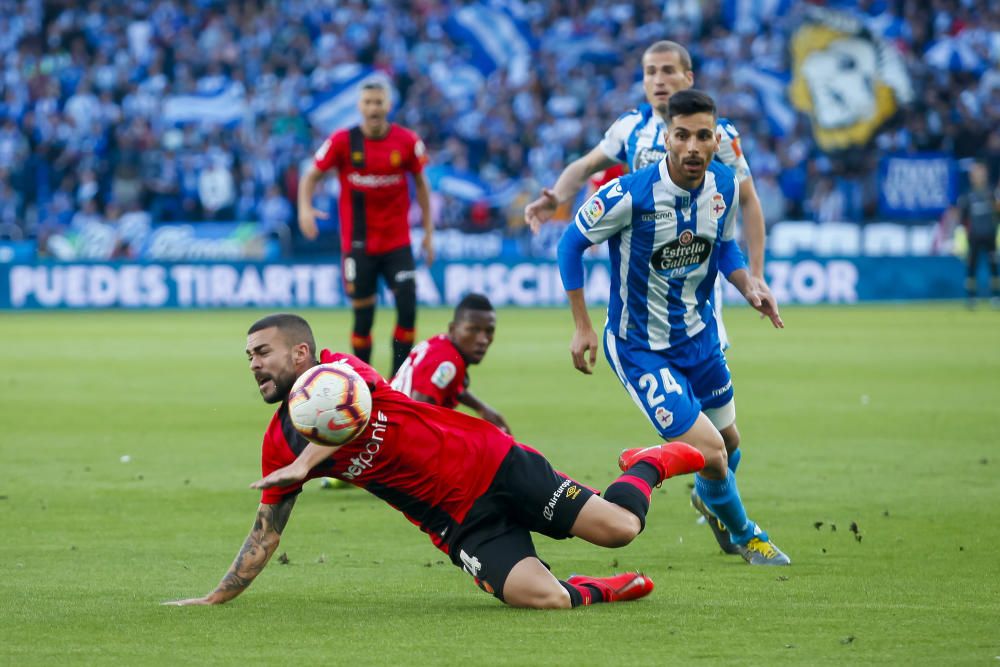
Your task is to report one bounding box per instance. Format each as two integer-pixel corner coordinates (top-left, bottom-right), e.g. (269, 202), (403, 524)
(164, 494), (297, 606)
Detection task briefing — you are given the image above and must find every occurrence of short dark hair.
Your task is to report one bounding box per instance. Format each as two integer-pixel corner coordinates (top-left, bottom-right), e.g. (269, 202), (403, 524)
(454, 293), (494, 320)
(642, 40), (693, 72)
(248, 313), (316, 357)
(360, 78), (391, 95)
(667, 89), (717, 122)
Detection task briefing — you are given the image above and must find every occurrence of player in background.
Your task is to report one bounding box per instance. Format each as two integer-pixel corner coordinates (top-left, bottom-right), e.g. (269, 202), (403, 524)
(298, 78), (433, 376)
(954, 161), (999, 308)
(557, 90), (789, 565)
(526, 41), (776, 555)
(391, 293), (510, 434)
(524, 40), (771, 352)
(165, 313), (707, 609)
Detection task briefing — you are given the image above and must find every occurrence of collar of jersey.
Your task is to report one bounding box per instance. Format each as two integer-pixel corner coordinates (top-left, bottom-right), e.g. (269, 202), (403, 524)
(658, 160), (705, 199)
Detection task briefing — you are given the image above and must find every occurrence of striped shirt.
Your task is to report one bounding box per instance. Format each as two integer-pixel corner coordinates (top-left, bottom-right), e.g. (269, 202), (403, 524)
(564, 159), (743, 352)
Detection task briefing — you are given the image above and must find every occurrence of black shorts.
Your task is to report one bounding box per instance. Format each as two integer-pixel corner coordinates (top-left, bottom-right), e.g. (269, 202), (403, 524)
(446, 444), (596, 601)
(342, 246), (415, 300)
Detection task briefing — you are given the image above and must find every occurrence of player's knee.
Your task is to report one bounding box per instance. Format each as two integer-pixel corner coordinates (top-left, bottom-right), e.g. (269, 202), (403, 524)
(697, 431), (728, 476)
(596, 510), (641, 548)
(505, 584), (571, 609)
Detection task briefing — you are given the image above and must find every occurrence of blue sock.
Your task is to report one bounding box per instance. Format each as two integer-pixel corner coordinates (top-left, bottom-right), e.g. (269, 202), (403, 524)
(694, 470), (767, 545)
(728, 448), (742, 474)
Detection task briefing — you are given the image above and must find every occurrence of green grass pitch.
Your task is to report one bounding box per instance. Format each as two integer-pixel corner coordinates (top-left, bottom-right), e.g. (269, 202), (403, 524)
(1, 304), (998, 665)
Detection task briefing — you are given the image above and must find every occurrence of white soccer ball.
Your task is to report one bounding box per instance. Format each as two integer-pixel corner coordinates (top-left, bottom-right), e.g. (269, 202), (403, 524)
(288, 363), (372, 446)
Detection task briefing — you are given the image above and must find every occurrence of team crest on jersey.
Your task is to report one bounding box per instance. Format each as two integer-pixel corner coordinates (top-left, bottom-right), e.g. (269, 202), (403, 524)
(431, 362), (457, 389)
(709, 193), (727, 220)
(581, 197), (605, 226)
(390, 150), (402, 167)
(651, 233), (712, 278)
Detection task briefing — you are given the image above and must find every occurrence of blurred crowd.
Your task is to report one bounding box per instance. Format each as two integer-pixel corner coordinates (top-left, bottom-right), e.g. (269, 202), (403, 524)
(0, 0), (997, 253)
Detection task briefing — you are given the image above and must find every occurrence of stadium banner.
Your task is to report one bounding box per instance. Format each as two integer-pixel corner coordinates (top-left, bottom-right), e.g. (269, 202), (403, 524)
(0, 256), (967, 310)
(41, 221), (283, 262)
(789, 6), (913, 152)
(877, 153), (958, 220)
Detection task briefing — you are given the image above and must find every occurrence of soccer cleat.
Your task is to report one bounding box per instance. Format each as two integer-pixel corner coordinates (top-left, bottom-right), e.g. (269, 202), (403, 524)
(690, 488), (740, 555)
(567, 572), (655, 604)
(737, 537), (791, 566)
(618, 441), (705, 482)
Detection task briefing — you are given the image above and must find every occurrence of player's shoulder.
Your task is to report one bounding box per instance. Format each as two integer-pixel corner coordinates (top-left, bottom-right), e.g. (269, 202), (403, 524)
(609, 103), (655, 129)
(319, 349), (387, 387)
(707, 161), (739, 196)
(390, 123), (422, 143)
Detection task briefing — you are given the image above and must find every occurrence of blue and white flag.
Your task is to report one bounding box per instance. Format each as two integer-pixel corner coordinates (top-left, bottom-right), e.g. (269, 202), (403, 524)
(720, 0), (794, 33)
(444, 3), (534, 76)
(425, 165), (490, 203)
(924, 37), (987, 74)
(162, 85), (247, 126)
(303, 70), (398, 135)
(733, 65), (796, 138)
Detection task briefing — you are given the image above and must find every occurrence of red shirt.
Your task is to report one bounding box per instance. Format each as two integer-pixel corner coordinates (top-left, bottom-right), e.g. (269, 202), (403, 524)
(313, 123), (427, 256)
(590, 163), (626, 190)
(389, 335), (468, 409)
(259, 351), (512, 552)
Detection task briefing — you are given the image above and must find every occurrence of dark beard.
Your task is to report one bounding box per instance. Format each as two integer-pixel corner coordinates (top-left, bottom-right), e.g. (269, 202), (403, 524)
(261, 371), (296, 404)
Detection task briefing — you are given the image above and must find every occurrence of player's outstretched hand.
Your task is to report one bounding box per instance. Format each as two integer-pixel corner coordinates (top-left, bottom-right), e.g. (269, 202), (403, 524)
(570, 327), (599, 374)
(524, 188), (559, 234)
(743, 279), (784, 329)
(298, 207), (329, 241)
(162, 595), (219, 606)
(251, 461), (309, 490)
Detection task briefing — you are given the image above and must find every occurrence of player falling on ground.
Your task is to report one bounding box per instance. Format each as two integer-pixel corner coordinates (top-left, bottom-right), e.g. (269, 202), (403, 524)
(165, 314), (706, 609)
(557, 90), (789, 565)
(526, 41), (776, 555)
(391, 293), (510, 434)
(298, 78), (433, 375)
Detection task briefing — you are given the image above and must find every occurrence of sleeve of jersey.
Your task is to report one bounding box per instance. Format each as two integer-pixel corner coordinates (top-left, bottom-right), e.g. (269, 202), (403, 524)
(717, 120), (752, 183)
(718, 179), (747, 277)
(260, 430), (304, 505)
(409, 131), (428, 173)
(313, 131), (342, 172)
(411, 357), (458, 405)
(597, 114), (633, 163)
(558, 180), (632, 290)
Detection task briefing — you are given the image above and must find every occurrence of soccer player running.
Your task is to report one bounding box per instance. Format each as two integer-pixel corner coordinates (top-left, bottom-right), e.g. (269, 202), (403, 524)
(524, 40), (770, 351)
(391, 293), (510, 434)
(298, 78), (433, 375)
(165, 314), (706, 609)
(556, 90), (790, 565)
(526, 41), (778, 556)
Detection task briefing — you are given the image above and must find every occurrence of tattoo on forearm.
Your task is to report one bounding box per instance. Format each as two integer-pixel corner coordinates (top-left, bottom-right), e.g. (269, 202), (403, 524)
(214, 496), (297, 596)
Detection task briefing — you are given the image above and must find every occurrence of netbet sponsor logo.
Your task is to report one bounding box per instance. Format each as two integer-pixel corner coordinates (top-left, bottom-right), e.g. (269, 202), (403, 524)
(347, 173), (403, 188)
(542, 479), (581, 521)
(651, 231), (711, 276)
(340, 410), (389, 480)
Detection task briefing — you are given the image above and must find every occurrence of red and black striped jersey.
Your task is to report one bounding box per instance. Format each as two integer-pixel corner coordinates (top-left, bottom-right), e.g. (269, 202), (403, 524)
(313, 123), (427, 256)
(259, 350), (512, 552)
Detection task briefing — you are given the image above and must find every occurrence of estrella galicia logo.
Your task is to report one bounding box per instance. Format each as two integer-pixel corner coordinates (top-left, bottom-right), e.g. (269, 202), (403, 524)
(634, 147), (666, 169)
(651, 231), (711, 277)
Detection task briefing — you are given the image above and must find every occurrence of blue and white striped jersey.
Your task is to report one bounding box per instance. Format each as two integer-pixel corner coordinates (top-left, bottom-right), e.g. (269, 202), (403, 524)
(572, 159), (742, 352)
(598, 103), (752, 182)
